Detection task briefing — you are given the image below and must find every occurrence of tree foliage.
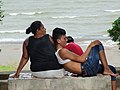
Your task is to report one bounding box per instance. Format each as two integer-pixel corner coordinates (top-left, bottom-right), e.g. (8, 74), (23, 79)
(107, 17), (120, 49)
(0, 0), (4, 22)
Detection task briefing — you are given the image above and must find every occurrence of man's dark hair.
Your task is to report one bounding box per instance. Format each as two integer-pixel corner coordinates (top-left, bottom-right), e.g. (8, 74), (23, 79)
(52, 27), (66, 45)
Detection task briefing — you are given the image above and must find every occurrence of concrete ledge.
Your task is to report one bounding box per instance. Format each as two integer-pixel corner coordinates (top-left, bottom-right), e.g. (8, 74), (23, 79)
(117, 75), (120, 90)
(8, 74), (111, 90)
(0, 80), (8, 90)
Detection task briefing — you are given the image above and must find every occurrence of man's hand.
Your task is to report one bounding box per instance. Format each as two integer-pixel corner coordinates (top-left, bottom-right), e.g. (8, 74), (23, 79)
(89, 40), (102, 48)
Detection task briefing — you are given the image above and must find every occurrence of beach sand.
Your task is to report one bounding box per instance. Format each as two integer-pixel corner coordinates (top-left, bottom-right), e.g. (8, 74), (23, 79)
(0, 42), (120, 71)
(0, 43), (30, 70)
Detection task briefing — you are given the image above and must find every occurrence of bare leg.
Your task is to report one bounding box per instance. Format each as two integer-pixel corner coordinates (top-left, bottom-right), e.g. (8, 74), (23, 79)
(99, 50), (118, 90)
(99, 50), (118, 77)
(112, 81), (117, 90)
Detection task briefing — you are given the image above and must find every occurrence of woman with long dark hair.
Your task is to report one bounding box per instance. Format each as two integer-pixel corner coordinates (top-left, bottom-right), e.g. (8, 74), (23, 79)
(11, 21), (63, 78)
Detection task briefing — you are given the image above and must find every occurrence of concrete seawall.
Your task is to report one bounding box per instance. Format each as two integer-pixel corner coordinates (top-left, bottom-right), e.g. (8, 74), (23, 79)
(8, 74), (111, 90)
(1, 70), (120, 90)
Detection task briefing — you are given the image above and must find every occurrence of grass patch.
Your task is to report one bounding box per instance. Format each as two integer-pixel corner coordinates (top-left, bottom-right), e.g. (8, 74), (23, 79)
(0, 66), (16, 71)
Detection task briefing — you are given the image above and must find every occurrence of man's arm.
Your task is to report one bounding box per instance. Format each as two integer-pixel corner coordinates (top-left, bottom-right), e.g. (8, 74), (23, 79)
(59, 40), (101, 63)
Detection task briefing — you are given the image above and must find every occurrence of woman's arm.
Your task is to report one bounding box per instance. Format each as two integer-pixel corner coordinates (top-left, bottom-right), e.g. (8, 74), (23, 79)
(49, 35), (54, 44)
(59, 40), (101, 63)
(11, 39), (29, 78)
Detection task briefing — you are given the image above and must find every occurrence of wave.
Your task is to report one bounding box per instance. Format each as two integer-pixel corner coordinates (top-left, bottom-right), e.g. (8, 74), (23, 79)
(105, 9), (120, 13)
(0, 30), (25, 34)
(9, 13), (19, 16)
(0, 37), (117, 47)
(75, 34), (110, 40)
(86, 14), (98, 17)
(52, 16), (77, 19)
(8, 12), (42, 16)
(7, 11), (99, 18)
(76, 39), (117, 47)
(0, 38), (24, 43)
(52, 15), (98, 19)
(0, 33), (117, 46)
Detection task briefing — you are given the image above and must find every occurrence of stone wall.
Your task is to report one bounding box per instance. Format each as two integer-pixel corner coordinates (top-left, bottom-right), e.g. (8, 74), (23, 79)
(8, 74), (111, 90)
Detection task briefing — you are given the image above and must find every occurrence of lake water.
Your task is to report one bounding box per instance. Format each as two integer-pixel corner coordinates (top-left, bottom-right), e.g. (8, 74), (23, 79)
(0, 0), (120, 46)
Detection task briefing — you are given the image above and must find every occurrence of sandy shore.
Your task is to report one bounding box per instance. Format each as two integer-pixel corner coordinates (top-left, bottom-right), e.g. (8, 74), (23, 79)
(0, 42), (120, 71)
(0, 43), (30, 70)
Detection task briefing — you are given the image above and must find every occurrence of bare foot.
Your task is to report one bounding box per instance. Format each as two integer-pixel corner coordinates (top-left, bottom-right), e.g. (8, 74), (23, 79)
(103, 71), (119, 77)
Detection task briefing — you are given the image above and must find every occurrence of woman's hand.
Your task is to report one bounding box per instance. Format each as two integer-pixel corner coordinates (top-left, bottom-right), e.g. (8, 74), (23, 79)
(89, 40), (102, 48)
(9, 73), (19, 78)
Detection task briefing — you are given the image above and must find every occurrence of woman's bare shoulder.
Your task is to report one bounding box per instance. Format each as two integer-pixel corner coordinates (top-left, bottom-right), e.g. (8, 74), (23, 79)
(23, 38), (29, 46)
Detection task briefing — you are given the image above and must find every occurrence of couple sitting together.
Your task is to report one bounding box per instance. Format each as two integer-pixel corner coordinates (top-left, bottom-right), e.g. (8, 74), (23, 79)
(11, 21), (118, 90)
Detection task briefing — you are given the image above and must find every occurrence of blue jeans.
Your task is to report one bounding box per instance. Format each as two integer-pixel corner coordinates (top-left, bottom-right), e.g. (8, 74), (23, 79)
(83, 44), (116, 81)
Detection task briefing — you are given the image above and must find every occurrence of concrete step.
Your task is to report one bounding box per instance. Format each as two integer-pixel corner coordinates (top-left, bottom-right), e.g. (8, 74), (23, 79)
(0, 80), (8, 90)
(8, 74), (111, 90)
(117, 75), (120, 90)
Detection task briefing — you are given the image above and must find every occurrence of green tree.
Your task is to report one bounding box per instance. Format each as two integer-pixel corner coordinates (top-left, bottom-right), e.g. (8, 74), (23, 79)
(0, 0), (4, 22)
(107, 17), (120, 49)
